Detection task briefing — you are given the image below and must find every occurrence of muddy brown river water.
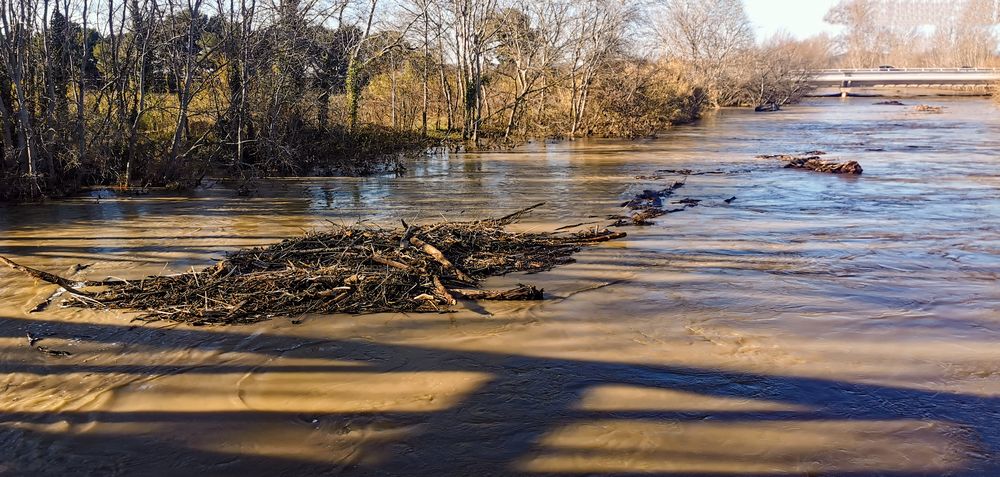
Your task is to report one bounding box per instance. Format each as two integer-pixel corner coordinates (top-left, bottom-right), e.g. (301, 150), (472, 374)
(1, 98), (999, 476)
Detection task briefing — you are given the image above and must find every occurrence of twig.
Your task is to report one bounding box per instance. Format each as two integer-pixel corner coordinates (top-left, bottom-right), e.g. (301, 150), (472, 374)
(493, 202), (546, 225)
(0, 255), (93, 297)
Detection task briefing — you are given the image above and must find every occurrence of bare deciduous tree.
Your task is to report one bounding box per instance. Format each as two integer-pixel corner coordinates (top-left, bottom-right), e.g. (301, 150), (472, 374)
(653, 0), (753, 104)
(826, 0), (1000, 68)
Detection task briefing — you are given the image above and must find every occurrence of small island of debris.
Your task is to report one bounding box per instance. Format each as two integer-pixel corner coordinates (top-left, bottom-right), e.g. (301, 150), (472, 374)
(756, 151), (863, 175)
(1, 204), (625, 325)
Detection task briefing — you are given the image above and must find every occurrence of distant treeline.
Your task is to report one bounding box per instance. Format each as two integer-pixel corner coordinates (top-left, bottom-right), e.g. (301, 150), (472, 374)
(823, 0), (1000, 69)
(0, 0), (824, 201)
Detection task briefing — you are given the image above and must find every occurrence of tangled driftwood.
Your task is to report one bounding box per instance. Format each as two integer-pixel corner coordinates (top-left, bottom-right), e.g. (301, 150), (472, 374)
(612, 181), (689, 226)
(784, 157), (864, 174)
(757, 151), (863, 175)
(1, 205), (626, 325)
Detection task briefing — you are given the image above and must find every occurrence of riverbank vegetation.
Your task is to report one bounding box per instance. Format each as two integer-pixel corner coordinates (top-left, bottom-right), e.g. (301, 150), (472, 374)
(3, 0), (994, 201)
(0, 0), (831, 201)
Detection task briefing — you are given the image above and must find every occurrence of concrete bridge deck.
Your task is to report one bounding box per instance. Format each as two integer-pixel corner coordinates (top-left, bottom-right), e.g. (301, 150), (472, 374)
(808, 68), (1000, 96)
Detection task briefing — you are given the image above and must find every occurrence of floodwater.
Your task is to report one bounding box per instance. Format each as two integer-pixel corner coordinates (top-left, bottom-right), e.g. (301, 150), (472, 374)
(1, 97), (999, 476)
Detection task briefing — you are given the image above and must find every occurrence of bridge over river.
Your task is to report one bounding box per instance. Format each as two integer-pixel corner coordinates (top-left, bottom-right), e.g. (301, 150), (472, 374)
(808, 68), (1000, 97)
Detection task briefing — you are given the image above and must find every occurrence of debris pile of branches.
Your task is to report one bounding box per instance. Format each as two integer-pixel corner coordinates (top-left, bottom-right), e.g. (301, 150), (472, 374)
(612, 181), (689, 226)
(784, 156), (863, 174)
(1, 204), (626, 325)
(756, 151), (863, 175)
(914, 104), (944, 113)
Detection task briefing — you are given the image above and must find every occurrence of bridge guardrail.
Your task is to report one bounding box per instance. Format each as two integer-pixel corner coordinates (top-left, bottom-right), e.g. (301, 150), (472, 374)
(809, 68), (1000, 74)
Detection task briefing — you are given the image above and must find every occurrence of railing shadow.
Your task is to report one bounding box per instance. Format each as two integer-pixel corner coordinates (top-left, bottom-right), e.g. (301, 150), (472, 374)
(0, 316), (996, 476)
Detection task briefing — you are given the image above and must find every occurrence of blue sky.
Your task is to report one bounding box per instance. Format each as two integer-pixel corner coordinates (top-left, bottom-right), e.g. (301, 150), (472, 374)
(744, 0), (843, 40)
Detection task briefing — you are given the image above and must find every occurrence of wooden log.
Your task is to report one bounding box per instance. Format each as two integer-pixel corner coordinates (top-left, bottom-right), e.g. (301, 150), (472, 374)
(554, 221), (602, 231)
(371, 254), (412, 271)
(451, 285), (543, 301)
(432, 275), (457, 305)
(0, 256), (93, 297)
(409, 236), (475, 283)
(561, 231), (628, 243)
